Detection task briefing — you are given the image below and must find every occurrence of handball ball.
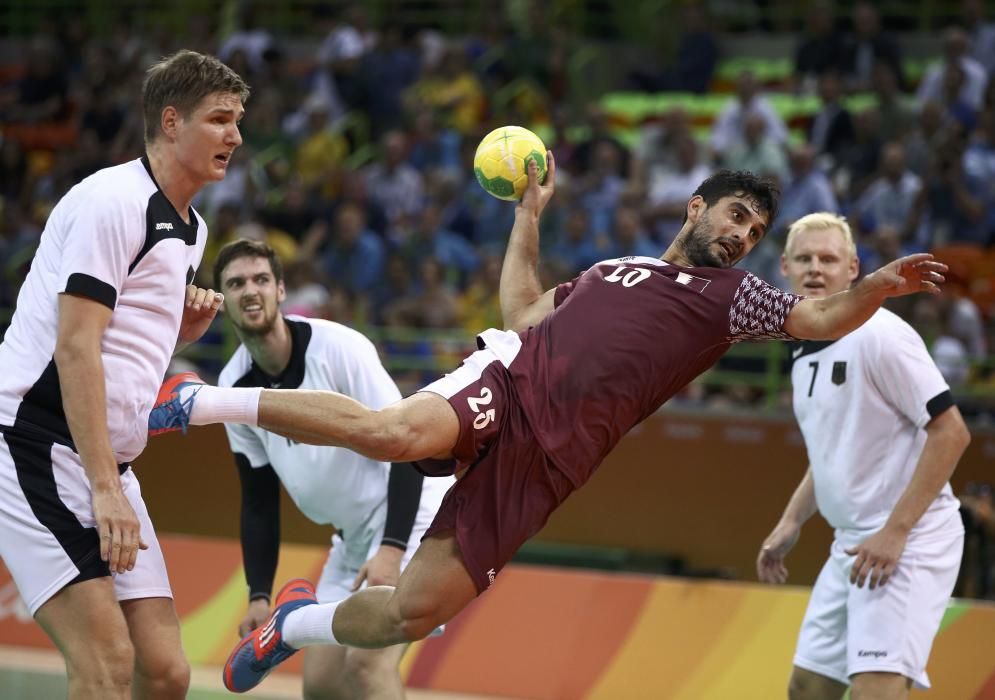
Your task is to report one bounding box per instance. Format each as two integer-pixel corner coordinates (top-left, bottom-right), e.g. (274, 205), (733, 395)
(473, 126), (547, 201)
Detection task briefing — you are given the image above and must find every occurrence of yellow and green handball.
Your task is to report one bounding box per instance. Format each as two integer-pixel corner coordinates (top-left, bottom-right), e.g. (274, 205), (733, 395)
(473, 125), (547, 201)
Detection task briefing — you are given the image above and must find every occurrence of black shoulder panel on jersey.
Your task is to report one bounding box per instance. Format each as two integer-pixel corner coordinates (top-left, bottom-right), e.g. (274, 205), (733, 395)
(14, 360), (73, 449)
(64, 272), (117, 309)
(926, 390), (955, 419)
(128, 189), (199, 274)
(789, 339), (838, 366)
(233, 319), (313, 389)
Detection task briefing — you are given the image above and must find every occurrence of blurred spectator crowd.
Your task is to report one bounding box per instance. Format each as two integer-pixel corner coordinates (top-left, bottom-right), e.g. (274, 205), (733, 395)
(0, 0), (994, 411)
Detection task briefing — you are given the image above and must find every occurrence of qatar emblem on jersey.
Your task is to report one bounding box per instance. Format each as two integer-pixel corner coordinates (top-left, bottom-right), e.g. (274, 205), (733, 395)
(675, 271), (711, 293)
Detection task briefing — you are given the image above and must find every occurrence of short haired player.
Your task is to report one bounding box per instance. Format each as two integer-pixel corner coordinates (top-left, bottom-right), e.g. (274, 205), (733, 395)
(0, 51), (247, 698)
(149, 158), (948, 693)
(757, 212), (969, 700)
(211, 239), (451, 697)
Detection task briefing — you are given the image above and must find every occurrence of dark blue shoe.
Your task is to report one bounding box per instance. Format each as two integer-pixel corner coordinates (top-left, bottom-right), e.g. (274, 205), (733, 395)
(223, 578), (318, 693)
(148, 372), (204, 436)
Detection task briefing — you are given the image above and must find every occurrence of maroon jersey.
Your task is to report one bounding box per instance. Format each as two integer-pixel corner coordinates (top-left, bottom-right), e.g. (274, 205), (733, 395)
(503, 256), (802, 487)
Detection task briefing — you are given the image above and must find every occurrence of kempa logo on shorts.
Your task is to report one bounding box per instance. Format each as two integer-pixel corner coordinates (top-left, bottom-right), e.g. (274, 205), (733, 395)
(155, 222), (174, 231)
(486, 568), (496, 587)
(258, 612), (279, 647)
(858, 650), (888, 658)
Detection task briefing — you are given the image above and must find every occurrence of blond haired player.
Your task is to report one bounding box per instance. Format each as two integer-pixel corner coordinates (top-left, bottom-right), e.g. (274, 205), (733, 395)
(0, 51), (247, 698)
(757, 212), (970, 699)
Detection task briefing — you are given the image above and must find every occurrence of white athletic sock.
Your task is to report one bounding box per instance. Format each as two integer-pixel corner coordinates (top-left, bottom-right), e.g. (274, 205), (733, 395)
(182, 385), (260, 426)
(281, 601), (342, 649)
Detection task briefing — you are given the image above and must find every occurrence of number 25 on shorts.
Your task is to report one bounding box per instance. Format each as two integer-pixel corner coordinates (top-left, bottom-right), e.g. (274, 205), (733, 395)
(468, 387), (495, 430)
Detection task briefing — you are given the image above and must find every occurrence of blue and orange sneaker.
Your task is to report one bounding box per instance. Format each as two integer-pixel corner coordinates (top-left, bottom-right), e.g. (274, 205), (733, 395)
(148, 372), (205, 436)
(223, 578), (318, 693)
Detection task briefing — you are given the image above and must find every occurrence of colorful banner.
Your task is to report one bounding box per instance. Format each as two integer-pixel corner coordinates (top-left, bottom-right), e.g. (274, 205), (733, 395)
(1, 534), (993, 699)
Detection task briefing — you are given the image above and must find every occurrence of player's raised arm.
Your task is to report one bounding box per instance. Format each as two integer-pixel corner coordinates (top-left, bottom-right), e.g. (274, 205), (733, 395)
(500, 151), (557, 332)
(784, 253), (947, 340)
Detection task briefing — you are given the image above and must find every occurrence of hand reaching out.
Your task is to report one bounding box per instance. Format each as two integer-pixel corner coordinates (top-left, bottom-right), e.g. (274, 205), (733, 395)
(861, 254), (947, 300)
(178, 284), (224, 344)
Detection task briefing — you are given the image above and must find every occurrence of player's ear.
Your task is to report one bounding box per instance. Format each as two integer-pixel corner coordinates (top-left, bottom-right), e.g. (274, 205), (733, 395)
(848, 251), (859, 283)
(277, 279), (286, 304)
(687, 195), (704, 223)
(161, 106), (179, 141)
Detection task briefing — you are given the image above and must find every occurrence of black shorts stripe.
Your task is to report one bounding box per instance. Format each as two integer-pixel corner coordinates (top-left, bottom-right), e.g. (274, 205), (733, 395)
(64, 272), (117, 309)
(5, 431), (110, 585)
(926, 390), (955, 419)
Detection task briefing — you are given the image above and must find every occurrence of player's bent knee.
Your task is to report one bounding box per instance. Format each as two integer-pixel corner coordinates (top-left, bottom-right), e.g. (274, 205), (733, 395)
(139, 655), (191, 697)
(342, 648), (400, 691)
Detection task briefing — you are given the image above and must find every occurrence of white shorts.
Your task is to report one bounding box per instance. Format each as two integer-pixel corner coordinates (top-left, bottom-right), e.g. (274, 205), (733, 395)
(315, 478), (449, 603)
(0, 431), (171, 616)
(794, 527), (964, 689)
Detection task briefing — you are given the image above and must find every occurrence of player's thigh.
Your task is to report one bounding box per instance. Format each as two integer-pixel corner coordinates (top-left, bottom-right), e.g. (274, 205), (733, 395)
(849, 672), (911, 700)
(846, 530), (961, 688)
(120, 597), (188, 682)
(412, 347), (515, 463)
(34, 576), (133, 670)
(0, 435), (111, 616)
(794, 545), (850, 685)
(788, 666), (847, 700)
(113, 470), (173, 604)
(389, 532), (477, 629)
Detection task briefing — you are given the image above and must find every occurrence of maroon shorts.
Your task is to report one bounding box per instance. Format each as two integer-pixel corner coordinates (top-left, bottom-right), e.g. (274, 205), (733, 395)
(417, 349), (574, 594)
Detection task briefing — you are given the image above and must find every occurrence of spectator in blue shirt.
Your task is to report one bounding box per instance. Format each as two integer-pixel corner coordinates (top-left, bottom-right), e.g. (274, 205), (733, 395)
(321, 201), (385, 294)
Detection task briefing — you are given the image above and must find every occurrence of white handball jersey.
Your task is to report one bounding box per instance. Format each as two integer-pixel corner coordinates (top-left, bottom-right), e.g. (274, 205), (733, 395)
(791, 308), (961, 539)
(221, 317), (424, 535)
(0, 157), (206, 462)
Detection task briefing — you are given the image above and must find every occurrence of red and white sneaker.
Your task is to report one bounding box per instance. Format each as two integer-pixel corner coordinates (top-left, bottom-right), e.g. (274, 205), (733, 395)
(222, 578), (318, 693)
(148, 372), (205, 436)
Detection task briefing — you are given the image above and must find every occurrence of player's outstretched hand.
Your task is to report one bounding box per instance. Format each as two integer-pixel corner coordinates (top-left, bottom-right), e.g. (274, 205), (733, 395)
(516, 150), (555, 220)
(756, 521), (801, 584)
(845, 526), (908, 590)
(239, 598), (272, 637)
(861, 253), (947, 299)
(91, 486), (149, 574)
(178, 284), (224, 344)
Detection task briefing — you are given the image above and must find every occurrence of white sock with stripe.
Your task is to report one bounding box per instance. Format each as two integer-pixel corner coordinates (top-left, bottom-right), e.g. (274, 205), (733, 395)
(180, 385), (260, 427)
(281, 601), (342, 648)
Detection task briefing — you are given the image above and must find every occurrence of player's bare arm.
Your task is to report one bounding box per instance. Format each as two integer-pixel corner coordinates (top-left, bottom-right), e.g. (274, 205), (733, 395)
(784, 253), (947, 340)
(757, 467), (818, 584)
(500, 151), (557, 332)
(846, 406), (971, 589)
(56, 294), (148, 574)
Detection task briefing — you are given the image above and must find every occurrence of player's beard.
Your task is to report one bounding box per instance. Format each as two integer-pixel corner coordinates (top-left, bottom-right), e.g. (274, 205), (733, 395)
(234, 303), (281, 338)
(680, 216), (728, 268)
